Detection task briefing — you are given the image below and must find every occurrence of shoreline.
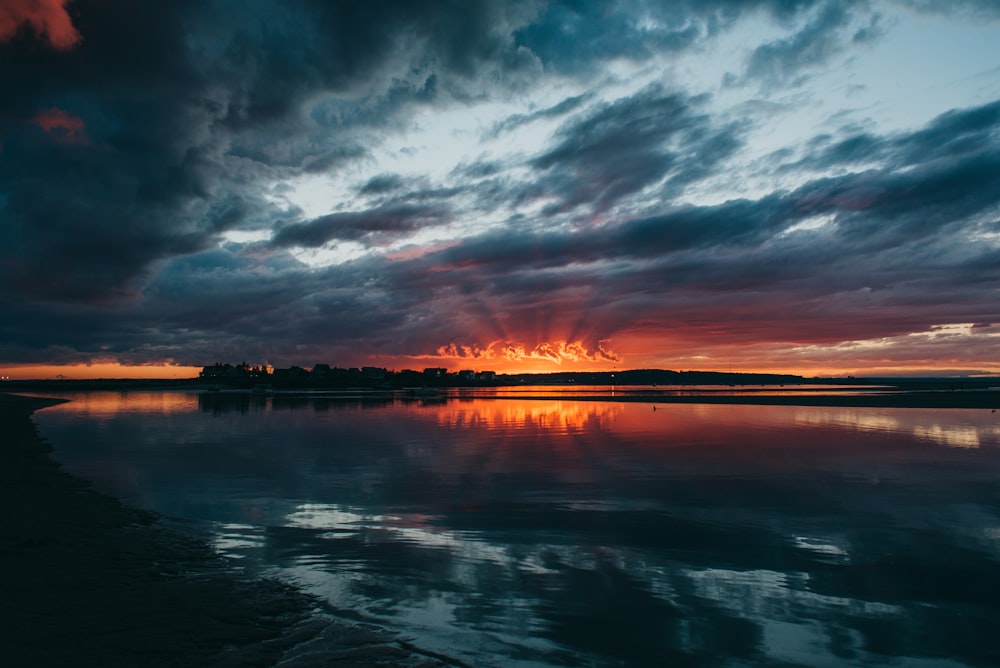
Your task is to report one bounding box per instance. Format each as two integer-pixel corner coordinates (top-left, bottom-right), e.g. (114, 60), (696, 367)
(0, 393), (313, 666)
(9, 383), (1000, 410)
(0, 394), (452, 667)
(3, 372), (998, 396)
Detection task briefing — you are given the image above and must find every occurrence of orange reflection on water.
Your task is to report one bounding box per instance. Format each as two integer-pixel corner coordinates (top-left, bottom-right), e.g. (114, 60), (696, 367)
(35, 391), (199, 418)
(430, 399), (1000, 451)
(432, 399), (625, 434)
(29, 390), (1000, 451)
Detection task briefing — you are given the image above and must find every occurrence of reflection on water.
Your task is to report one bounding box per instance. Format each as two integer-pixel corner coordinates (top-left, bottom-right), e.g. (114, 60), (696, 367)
(33, 391), (1000, 667)
(791, 406), (1000, 449)
(21, 389), (200, 416)
(434, 400), (625, 433)
(458, 384), (894, 398)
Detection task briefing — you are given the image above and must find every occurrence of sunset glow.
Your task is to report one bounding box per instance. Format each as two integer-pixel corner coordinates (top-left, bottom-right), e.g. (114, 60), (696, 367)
(2, 363), (202, 381)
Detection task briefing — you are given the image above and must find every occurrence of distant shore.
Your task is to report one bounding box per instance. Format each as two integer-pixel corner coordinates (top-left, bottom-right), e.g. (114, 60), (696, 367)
(5, 379), (1000, 410)
(4, 371), (998, 396)
(0, 394), (450, 667)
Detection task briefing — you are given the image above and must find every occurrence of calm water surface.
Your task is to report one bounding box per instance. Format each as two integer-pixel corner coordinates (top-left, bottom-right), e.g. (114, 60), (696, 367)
(32, 391), (1000, 667)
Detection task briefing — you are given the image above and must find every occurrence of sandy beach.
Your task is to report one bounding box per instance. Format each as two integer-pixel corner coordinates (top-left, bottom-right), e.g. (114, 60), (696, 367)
(0, 394), (450, 667)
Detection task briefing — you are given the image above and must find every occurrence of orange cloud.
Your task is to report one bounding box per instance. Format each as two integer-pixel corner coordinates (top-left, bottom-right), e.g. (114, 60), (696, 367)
(31, 107), (87, 143)
(436, 338), (622, 367)
(0, 0), (81, 49)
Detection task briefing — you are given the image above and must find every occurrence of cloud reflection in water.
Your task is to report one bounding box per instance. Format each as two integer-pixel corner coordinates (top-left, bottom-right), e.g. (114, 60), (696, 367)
(34, 392), (1000, 667)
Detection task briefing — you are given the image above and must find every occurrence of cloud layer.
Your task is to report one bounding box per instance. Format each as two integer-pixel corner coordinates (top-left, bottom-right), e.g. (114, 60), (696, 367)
(2, 0), (999, 375)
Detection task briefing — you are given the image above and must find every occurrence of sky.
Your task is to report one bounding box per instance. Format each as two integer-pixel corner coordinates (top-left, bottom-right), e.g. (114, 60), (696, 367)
(1, 0), (999, 379)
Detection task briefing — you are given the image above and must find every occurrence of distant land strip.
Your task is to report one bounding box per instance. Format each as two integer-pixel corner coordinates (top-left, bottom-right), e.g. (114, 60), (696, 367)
(4, 366), (999, 392)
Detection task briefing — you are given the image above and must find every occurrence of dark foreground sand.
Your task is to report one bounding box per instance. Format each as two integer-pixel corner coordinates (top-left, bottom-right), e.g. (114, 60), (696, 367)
(0, 394), (450, 667)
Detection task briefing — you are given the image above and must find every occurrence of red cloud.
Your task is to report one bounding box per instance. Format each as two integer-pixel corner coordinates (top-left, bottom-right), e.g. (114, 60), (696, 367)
(30, 107), (87, 143)
(0, 0), (81, 50)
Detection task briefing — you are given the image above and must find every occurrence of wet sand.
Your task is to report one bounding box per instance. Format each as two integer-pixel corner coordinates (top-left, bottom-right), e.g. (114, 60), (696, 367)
(0, 394), (450, 667)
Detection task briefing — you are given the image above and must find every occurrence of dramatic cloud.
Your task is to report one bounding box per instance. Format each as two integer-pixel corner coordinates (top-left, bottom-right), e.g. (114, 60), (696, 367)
(437, 339), (621, 366)
(2, 0), (999, 377)
(529, 85), (742, 214)
(271, 206), (451, 249)
(749, 13), (841, 84)
(0, 0), (80, 49)
(29, 106), (86, 143)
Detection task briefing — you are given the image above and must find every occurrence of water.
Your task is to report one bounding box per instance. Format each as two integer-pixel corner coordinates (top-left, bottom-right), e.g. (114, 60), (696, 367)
(31, 391), (1000, 667)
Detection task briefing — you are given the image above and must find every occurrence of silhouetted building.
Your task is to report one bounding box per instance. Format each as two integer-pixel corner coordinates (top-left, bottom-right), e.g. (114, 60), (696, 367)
(273, 366), (310, 383)
(200, 363), (234, 380)
(395, 369), (422, 385)
(200, 362), (271, 382)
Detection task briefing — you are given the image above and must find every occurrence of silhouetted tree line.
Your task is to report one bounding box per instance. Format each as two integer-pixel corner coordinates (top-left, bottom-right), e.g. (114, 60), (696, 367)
(197, 362), (827, 390)
(198, 363), (499, 389)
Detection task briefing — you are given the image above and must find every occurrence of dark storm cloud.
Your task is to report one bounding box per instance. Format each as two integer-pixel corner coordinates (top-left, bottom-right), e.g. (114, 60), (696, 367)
(0, 0), (541, 306)
(792, 99), (1000, 171)
(0, 0), (218, 301)
(741, 2), (854, 87)
(487, 92), (596, 139)
(890, 99), (1000, 165)
(512, 2), (691, 76)
(0, 0), (872, 308)
(509, 0), (852, 78)
(138, 251), (417, 363)
(399, 194), (794, 285)
(271, 206), (450, 249)
(529, 85), (743, 213)
(512, 121), (999, 277)
(776, 100), (1000, 255)
(359, 173), (406, 196)
(450, 159), (505, 180)
(0, 300), (129, 362)
(0, 245), (426, 367)
(793, 151), (1000, 247)
(196, 0), (540, 127)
